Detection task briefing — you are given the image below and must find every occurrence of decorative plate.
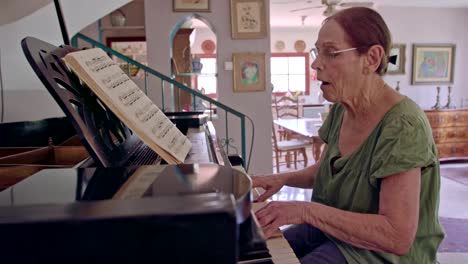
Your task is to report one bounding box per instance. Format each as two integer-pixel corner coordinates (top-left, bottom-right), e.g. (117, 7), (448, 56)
(275, 40), (285, 51)
(294, 40), (306, 52)
(201, 39), (216, 54)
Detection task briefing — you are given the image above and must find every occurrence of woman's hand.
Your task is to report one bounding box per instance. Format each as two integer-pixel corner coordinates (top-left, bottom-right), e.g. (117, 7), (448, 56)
(252, 175), (286, 202)
(255, 201), (309, 239)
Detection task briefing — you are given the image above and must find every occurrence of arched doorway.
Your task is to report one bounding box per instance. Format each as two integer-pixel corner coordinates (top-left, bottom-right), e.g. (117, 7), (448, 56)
(170, 14), (217, 111)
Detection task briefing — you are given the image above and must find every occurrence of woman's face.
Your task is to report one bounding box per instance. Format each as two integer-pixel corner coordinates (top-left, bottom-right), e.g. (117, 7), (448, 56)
(311, 20), (365, 103)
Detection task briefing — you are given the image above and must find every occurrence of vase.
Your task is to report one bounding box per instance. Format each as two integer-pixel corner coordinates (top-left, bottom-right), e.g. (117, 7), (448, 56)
(192, 57), (203, 73)
(110, 9), (127, 27)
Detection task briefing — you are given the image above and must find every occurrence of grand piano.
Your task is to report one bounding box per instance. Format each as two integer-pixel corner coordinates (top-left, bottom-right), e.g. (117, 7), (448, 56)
(0, 37), (290, 263)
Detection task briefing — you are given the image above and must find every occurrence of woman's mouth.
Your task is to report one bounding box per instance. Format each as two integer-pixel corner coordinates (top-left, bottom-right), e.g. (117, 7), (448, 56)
(320, 81), (331, 88)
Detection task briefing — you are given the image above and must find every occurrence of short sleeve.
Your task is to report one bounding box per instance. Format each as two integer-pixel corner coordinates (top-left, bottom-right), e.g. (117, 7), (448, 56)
(318, 104), (340, 144)
(369, 114), (437, 187)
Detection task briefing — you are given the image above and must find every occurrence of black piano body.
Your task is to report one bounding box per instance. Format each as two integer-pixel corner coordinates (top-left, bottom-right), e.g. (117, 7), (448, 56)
(0, 37), (272, 262)
(0, 164), (272, 263)
(0, 116), (271, 263)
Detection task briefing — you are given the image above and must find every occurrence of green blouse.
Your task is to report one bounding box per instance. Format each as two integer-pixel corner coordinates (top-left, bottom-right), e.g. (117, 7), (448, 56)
(314, 97), (445, 263)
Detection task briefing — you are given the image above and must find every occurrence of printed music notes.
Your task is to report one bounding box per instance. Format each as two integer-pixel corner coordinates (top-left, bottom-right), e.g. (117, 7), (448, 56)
(63, 48), (192, 163)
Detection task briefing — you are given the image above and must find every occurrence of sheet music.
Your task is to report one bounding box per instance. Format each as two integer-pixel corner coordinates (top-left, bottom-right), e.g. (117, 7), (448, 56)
(63, 48), (192, 163)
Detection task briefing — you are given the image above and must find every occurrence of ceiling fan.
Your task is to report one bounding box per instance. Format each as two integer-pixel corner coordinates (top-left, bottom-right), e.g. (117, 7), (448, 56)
(289, 0), (374, 17)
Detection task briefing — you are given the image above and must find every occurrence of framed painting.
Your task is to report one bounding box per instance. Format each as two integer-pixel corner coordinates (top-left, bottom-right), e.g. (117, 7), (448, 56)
(230, 0), (267, 39)
(173, 0), (210, 12)
(411, 44), (455, 84)
(106, 37), (147, 64)
(106, 37), (147, 77)
(387, 43), (406, 75)
(232, 52), (265, 92)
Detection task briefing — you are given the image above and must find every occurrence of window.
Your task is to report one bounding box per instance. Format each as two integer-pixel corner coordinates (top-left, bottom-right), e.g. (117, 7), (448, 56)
(194, 54), (217, 98)
(271, 53), (311, 95)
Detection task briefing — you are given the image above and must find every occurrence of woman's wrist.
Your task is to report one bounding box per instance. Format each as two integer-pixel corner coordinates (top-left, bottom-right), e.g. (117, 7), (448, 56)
(302, 202), (318, 224)
(280, 170), (296, 186)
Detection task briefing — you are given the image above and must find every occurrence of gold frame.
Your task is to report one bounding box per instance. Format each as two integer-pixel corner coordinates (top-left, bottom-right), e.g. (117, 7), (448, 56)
(387, 43), (406, 75)
(411, 44), (455, 85)
(173, 0), (210, 12)
(232, 52), (266, 92)
(230, 0), (267, 39)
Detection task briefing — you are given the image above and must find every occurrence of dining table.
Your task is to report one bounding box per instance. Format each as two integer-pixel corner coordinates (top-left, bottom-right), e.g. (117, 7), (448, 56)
(273, 118), (324, 162)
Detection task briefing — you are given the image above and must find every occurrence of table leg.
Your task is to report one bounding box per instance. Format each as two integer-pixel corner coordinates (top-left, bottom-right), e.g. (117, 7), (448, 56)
(285, 151), (291, 168)
(301, 148), (308, 167)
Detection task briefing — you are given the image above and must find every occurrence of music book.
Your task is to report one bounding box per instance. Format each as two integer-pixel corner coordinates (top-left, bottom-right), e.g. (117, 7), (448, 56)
(62, 48), (192, 164)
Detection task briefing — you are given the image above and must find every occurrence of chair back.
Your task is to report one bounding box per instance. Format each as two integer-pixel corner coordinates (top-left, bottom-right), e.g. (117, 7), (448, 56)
(273, 95), (299, 119)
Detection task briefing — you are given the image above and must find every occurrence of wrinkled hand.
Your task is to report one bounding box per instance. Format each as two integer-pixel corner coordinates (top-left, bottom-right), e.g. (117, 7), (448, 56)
(255, 201), (309, 239)
(252, 175), (285, 202)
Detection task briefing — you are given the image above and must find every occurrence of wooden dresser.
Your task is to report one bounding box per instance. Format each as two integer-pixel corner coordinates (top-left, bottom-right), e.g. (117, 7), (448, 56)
(425, 109), (468, 159)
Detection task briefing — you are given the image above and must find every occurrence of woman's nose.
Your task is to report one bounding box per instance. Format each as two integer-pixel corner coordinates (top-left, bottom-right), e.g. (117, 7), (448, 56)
(311, 57), (321, 71)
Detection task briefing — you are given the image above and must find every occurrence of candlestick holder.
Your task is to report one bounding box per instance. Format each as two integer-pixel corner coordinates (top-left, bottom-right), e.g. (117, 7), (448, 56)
(395, 81), (400, 93)
(443, 86), (453, 109)
(431, 86), (441, 110)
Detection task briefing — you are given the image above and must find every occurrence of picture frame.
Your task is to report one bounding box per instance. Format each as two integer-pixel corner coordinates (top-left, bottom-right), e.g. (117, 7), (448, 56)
(173, 0), (210, 12)
(106, 37), (147, 77)
(106, 36), (147, 64)
(387, 43), (406, 75)
(411, 44), (455, 85)
(230, 0), (267, 39)
(232, 52), (265, 92)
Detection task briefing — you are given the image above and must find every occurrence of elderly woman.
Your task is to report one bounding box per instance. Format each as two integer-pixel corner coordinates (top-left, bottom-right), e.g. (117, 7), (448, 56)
(254, 7), (444, 264)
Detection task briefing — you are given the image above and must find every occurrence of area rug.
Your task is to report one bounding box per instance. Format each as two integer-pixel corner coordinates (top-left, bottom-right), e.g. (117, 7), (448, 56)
(438, 217), (468, 252)
(440, 166), (468, 186)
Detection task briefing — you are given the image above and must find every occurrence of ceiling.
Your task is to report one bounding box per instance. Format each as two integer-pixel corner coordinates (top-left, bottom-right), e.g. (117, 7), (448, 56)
(0, 0), (52, 26)
(271, 0), (468, 28)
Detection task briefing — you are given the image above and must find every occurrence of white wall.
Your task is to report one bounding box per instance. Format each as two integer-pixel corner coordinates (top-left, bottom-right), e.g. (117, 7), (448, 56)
(379, 6), (468, 109)
(191, 27), (216, 54)
(270, 7), (468, 109)
(0, 0), (130, 122)
(144, 0), (273, 174)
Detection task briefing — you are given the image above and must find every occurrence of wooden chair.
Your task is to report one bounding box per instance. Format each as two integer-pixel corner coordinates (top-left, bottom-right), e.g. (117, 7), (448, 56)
(272, 94), (300, 141)
(274, 95), (300, 120)
(272, 124), (311, 173)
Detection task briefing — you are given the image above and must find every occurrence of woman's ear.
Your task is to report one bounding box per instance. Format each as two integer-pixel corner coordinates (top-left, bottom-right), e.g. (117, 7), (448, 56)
(365, 45), (385, 73)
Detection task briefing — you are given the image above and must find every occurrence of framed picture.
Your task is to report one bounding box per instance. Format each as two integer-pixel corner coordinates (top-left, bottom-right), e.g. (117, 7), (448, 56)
(230, 0), (267, 39)
(106, 37), (147, 64)
(106, 37), (147, 77)
(232, 52), (265, 92)
(387, 44), (406, 75)
(411, 44), (455, 85)
(173, 0), (210, 12)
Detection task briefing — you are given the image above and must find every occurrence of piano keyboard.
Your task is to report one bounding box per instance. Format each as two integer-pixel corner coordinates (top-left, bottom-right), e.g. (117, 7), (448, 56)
(251, 202), (300, 264)
(265, 236), (300, 264)
(184, 127), (212, 163)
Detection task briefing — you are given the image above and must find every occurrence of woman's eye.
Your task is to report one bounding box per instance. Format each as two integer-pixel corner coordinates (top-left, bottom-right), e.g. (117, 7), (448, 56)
(326, 51), (336, 58)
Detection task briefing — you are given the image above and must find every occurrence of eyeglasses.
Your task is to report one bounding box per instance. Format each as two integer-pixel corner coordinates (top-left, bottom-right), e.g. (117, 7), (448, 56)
(310, 47), (359, 61)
